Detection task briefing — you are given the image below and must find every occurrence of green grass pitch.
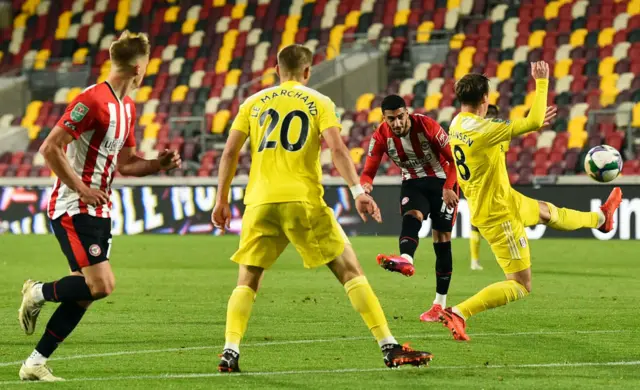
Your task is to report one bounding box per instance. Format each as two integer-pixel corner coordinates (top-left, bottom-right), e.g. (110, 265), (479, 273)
(1, 235), (639, 389)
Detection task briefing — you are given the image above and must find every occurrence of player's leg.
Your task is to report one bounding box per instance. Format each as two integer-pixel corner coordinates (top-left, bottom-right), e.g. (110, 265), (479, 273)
(469, 225), (483, 270)
(533, 187), (622, 232)
(219, 204), (286, 373)
(376, 181), (429, 277)
(19, 214), (113, 382)
(327, 244), (433, 367)
(439, 220), (531, 341)
(286, 202), (432, 368)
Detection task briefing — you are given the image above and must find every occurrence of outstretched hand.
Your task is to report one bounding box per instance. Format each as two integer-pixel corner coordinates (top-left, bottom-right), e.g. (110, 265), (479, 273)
(355, 194), (382, 223)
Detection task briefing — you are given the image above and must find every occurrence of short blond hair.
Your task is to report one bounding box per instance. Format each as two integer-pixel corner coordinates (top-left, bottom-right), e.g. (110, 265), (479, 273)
(109, 30), (150, 68)
(277, 44), (313, 75)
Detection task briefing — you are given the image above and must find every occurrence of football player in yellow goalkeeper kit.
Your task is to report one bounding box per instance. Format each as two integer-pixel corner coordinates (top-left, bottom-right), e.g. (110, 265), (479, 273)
(211, 44), (432, 371)
(440, 61), (623, 341)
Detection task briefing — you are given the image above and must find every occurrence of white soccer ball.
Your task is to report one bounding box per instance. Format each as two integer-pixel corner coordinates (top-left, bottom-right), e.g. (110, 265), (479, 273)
(584, 145), (623, 183)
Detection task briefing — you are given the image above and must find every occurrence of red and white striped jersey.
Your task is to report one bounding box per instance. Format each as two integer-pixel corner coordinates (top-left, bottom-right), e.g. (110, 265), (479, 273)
(48, 82), (137, 220)
(361, 113), (457, 189)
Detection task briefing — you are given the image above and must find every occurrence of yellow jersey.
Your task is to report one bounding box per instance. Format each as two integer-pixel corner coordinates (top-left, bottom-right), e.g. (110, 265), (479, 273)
(230, 80), (342, 206)
(448, 79), (548, 227)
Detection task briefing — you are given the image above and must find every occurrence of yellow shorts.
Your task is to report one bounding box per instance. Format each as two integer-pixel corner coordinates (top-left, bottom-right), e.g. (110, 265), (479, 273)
(478, 189), (539, 274)
(231, 202), (349, 269)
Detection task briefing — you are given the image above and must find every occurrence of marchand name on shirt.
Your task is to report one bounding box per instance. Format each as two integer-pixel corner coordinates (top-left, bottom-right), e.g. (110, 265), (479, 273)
(449, 131), (474, 147)
(260, 89), (318, 116)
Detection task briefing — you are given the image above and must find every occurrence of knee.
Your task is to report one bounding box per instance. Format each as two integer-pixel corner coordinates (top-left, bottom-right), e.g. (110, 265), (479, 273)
(404, 210), (423, 222)
(432, 230), (451, 243)
(87, 278), (115, 299)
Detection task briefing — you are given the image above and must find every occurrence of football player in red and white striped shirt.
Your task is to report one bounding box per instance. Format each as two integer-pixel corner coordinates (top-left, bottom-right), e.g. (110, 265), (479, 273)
(17, 32), (181, 382)
(360, 95), (459, 323)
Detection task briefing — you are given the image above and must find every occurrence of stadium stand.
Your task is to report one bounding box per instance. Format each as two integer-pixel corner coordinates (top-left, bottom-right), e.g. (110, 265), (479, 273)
(0, 0), (639, 183)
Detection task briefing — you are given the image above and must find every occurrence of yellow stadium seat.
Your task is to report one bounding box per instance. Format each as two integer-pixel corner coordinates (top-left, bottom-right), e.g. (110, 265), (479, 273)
(598, 27), (615, 47)
(327, 25), (346, 60)
(528, 31), (546, 48)
(225, 69), (242, 86)
(28, 125), (41, 140)
(146, 58), (162, 76)
(136, 85), (153, 103)
(345, 11), (360, 28)
(261, 68), (276, 87)
(449, 33), (465, 49)
(171, 86), (188, 102)
(628, 0), (640, 16)
(165, 6), (180, 22)
(544, 1), (561, 19)
(279, 30), (296, 51)
(100, 59), (112, 74)
(13, 13), (28, 28)
(447, 0), (461, 8)
(115, 11), (129, 31)
(0, 51), (3, 63)
(367, 109), (382, 124)
(600, 91), (618, 107)
(22, 0), (39, 14)
(350, 147), (365, 164)
(34, 49), (50, 70)
(454, 64), (472, 80)
(214, 0), (225, 6)
(215, 58), (230, 74)
(394, 10), (410, 26)
(66, 88), (82, 103)
(510, 105), (527, 120)
(496, 60), (515, 81)
(72, 48), (89, 64)
(231, 4), (246, 19)
(139, 112), (155, 127)
(567, 131), (587, 149)
(182, 18), (197, 34)
(25, 101), (42, 118)
(417, 21), (434, 43)
(285, 15), (300, 31)
(633, 103), (640, 127)
(569, 29), (588, 47)
(554, 59), (572, 78)
(600, 73), (619, 93)
(458, 46), (476, 67)
(568, 116), (587, 133)
(143, 123), (160, 140)
(598, 56), (617, 77)
(489, 91), (500, 105)
(55, 11), (72, 40)
(212, 110), (231, 134)
(424, 93), (442, 111)
(356, 93), (375, 112)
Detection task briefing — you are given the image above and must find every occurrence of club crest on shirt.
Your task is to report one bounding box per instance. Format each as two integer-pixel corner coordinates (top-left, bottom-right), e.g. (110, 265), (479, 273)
(89, 244), (102, 257)
(70, 102), (89, 122)
(437, 129), (448, 147)
(519, 237), (527, 248)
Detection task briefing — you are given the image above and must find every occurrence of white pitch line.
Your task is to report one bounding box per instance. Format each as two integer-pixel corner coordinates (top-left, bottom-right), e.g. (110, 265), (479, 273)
(2, 360), (640, 385)
(0, 329), (630, 368)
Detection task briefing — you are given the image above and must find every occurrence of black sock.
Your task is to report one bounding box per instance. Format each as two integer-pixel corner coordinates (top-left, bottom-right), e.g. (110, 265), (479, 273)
(35, 302), (87, 358)
(399, 214), (422, 258)
(42, 276), (93, 302)
(434, 241), (453, 295)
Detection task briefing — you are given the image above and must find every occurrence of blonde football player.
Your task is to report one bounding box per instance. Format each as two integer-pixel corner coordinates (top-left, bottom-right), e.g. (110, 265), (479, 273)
(212, 44), (433, 371)
(440, 61), (622, 341)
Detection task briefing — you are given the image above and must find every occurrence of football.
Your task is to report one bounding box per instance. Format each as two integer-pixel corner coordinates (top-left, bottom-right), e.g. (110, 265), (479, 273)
(584, 145), (623, 183)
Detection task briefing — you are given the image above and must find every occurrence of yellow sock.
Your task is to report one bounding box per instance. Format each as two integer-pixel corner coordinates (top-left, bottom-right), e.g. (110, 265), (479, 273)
(469, 230), (481, 262)
(225, 285), (256, 346)
(455, 280), (529, 319)
(345, 275), (394, 344)
(545, 202), (600, 231)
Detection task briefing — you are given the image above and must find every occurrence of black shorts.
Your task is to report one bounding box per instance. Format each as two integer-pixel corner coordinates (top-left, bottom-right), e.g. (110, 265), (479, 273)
(50, 213), (112, 272)
(400, 177), (459, 232)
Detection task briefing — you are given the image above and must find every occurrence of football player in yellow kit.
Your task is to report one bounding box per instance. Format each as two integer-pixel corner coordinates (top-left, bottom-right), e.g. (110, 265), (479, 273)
(440, 61), (622, 341)
(212, 44), (433, 371)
